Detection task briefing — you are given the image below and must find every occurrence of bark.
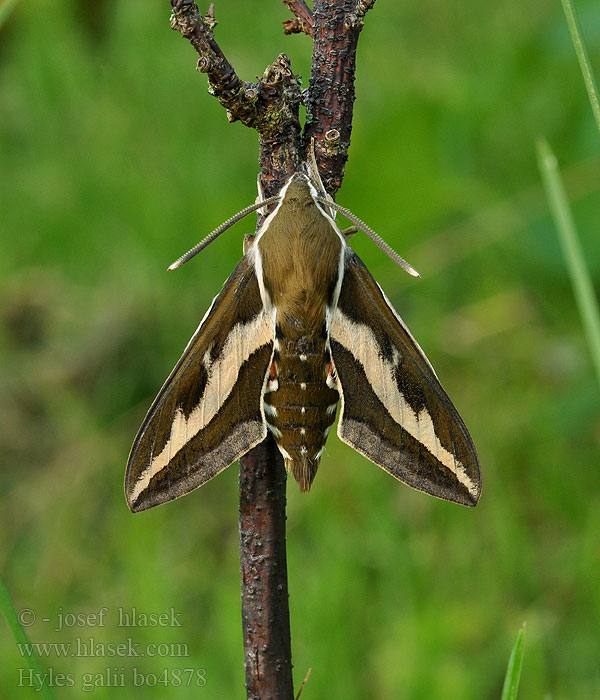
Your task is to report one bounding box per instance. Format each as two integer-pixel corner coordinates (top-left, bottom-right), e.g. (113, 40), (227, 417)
(239, 437), (293, 700)
(282, 0), (313, 36)
(304, 0), (376, 194)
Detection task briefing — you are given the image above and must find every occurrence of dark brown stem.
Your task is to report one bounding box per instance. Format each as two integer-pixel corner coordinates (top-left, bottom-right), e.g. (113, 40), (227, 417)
(304, 0), (376, 195)
(282, 0), (314, 36)
(239, 436), (294, 700)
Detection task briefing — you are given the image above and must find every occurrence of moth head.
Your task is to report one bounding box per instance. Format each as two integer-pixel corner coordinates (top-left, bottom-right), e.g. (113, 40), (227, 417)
(280, 172), (316, 211)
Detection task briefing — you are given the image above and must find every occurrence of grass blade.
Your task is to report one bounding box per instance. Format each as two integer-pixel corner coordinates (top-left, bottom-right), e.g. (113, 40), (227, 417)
(0, 575), (56, 700)
(561, 0), (600, 135)
(0, 0), (20, 28)
(500, 623), (526, 700)
(536, 139), (600, 389)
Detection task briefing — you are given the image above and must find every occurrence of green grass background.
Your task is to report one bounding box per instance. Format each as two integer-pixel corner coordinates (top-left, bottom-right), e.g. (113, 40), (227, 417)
(1, 0), (600, 697)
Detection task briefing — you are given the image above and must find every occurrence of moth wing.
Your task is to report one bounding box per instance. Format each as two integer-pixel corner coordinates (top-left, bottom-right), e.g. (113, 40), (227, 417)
(126, 256), (274, 512)
(329, 251), (481, 506)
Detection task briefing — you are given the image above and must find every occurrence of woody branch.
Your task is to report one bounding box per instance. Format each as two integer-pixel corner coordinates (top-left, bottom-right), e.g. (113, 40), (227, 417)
(169, 1), (376, 697)
(304, 0), (376, 194)
(282, 0), (314, 36)
(170, 0), (303, 197)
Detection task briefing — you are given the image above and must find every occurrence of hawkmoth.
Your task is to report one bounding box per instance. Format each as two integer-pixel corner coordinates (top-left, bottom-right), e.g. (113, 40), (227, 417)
(125, 159), (481, 512)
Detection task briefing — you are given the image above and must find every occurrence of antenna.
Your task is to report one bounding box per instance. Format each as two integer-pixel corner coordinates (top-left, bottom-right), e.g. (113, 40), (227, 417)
(317, 198), (420, 277)
(168, 195), (280, 270)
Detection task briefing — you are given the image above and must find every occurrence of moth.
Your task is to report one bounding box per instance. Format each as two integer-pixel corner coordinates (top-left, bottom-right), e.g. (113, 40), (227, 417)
(125, 159), (481, 512)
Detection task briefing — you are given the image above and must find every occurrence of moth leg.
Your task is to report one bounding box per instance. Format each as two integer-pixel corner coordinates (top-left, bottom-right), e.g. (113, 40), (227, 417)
(243, 233), (256, 254)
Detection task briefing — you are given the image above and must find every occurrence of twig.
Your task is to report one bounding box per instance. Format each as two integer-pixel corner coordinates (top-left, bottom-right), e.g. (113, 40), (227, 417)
(170, 2), (246, 116)
(239, 436), (293, 700)
(282, 0), (313, 36)
(170, 1), (303, 197)
(305, 0), (376, 194)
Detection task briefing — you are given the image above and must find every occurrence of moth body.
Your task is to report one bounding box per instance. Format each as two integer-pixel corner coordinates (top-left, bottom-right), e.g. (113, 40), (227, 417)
(255, 174), (343, 489)
(125, 165), (481, 512)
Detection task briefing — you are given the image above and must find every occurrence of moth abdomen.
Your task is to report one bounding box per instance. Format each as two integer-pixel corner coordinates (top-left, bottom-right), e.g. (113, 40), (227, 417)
(264, 334), (339, 491)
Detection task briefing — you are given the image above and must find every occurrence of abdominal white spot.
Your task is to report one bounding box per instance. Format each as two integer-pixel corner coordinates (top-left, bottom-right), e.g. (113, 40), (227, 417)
(300, 354), (307, 362)
(301, 407), (306, 414)
(264, 403), (278, 417)
(300, 382), (307, 390)
(265, 378), (279, 393)
(300, 446), (308, 456)
(300, 428), (306, 436)
(266, 422), (283, 439)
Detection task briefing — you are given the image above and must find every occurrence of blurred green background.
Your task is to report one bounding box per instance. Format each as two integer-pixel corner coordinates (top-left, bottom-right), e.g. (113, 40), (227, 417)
(1, 0), (600, 698)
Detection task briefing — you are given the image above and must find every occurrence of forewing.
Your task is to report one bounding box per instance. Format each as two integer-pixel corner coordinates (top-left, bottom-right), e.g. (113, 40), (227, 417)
(126, 256), (274, 512)
(329, 251), (481, 506)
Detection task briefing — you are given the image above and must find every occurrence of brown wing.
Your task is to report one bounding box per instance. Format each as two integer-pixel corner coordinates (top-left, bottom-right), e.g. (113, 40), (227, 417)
(329, 250), (481, 506)
(125, 256), (274, 512)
